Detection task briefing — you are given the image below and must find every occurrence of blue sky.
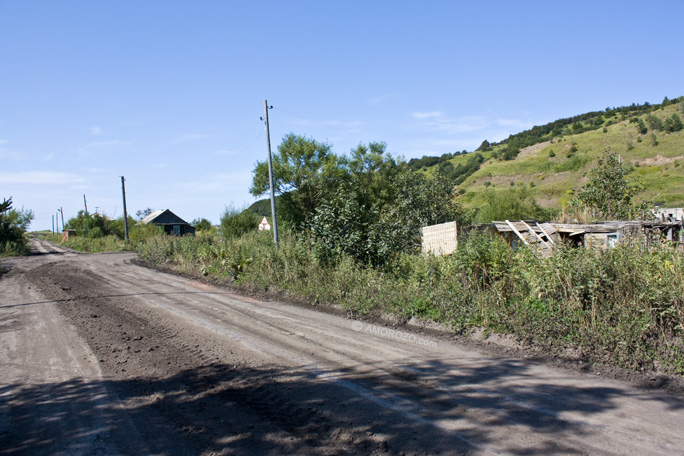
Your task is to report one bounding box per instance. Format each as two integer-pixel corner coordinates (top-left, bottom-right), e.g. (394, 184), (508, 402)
(2, 0), (683, 229)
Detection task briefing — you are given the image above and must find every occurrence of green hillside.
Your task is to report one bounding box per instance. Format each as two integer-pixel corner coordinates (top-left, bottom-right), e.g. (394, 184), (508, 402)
(416, 97), (684, 216)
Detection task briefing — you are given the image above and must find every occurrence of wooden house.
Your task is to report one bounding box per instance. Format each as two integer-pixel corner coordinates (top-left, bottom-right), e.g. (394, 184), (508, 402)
(140, 209), (196, 236)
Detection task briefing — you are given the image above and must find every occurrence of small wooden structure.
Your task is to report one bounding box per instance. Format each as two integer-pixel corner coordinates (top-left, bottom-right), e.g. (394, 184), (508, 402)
(140, 209), (196, 236)
(482, 219), (684, 254)
(61, 229), (77, 242)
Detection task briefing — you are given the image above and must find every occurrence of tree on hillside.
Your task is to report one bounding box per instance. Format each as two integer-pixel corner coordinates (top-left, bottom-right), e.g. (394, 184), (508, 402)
(250, 133), (339, 228)
(477, 140), (491, 151)
(665, 113), (683, 133)
(569, 151), (646, 220)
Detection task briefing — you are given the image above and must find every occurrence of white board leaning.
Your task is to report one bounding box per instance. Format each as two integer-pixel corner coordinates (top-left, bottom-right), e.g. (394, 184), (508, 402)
(421, 221), (458, 256)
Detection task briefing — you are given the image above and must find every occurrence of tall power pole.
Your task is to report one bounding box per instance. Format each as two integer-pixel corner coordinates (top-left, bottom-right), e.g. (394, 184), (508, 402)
(52, 215), (54, 234)
(263, 100), (279, 247)
(83, 194), (88, 214)
(121, 176), (129, 241)
(59, 207), (64, 230)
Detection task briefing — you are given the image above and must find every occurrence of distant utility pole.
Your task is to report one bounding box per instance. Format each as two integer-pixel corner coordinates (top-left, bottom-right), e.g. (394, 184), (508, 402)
(56, 211), (60, 232)
(52, 215), (54, 234)
(263, 99), (279, 247)
(83, 194), (88, 214)
(58, 207), (64, 231)
(121, 176), (129, 241)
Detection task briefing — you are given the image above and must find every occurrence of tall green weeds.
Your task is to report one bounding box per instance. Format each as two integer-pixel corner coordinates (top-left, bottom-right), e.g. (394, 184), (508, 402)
(137, 231), (684, 374)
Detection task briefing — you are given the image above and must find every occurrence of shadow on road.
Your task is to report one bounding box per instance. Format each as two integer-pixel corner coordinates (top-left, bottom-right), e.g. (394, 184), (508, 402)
(3, 356), (682, 455)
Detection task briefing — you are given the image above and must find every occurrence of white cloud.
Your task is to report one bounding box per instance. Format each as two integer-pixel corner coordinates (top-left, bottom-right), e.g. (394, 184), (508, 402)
(43, 152), (54, 161)
(90, 126), (103, 136)
(412, 111), (444, 120)
(0, 171), (85, 185)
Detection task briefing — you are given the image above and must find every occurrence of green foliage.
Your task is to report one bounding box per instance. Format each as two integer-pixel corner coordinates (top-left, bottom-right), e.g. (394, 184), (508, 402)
(646, 114), (664, 132)
(0, 197), (34, 256)
(309, 164), (462, 266)
(65, 211), (126, 238)
(220, 205), (260, 239)
(476, 139), (491, 151)
(555, 155), (588, 172)
(244, 198), (274, 217)
(250, 133), (338, 228)
(473, 186), (551, 223)
(569, 151), (647, 220)
(192, 218), (213, 232)
(138, 230), (684, 374)
(665, 113), (683, 132)
(635, 117), (648, 135)
(651, 133), (659, 146)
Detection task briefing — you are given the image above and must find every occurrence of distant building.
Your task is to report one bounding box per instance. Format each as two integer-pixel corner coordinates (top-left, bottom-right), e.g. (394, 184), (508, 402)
(140, 209), (196, 236)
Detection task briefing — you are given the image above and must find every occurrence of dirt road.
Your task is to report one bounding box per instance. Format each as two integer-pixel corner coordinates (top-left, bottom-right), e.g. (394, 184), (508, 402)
(1, 238), (683, 455)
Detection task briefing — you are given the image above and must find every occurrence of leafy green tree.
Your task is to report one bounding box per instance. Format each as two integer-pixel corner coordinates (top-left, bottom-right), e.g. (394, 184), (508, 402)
(250, 133), (339, 228)
(635, 118), (648, 135)
(569, 151), (646, 220)
(646, 114), (664, 132)
(476, 139), (491, 151)
(664, 113), (683, 132)
(65, 210), (124, 238)
(220, 205), (260, 239)
(310, 168), (463, 266)
(192, 218), (213, 232)
(340, 141), (400, 209)
(371, 172), (464, 260)
(1, 197), (34, 256)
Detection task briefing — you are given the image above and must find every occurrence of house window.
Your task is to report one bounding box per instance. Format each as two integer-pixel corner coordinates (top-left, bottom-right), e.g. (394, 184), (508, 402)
(607, 234), (618, 248)
(173, 225), (181, 236)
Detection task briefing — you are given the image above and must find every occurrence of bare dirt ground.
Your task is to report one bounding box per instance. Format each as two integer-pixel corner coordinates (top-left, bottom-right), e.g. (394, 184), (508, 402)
(2, 238), (684, 455)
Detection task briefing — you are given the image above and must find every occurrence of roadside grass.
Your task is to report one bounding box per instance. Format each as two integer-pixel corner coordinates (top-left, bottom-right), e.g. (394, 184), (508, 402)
(40, 233), (136, 253)
(138, 231), (684, 375)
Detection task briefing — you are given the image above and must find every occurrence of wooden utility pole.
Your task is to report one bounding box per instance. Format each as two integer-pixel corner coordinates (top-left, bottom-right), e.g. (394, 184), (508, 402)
(263, 100), (279, 247)
(121, 176), (129, 241)
(83, 194), (88, 214)
(52, 215), (54, 234)
(59, 207), (64, 231)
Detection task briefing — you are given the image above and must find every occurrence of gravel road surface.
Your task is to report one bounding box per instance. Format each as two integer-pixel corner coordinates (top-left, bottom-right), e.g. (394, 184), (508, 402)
(1, 238), (683, 455)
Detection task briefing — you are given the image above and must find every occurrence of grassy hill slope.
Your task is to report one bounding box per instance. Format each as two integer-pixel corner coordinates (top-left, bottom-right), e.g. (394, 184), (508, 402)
(430, 98), (684, 214)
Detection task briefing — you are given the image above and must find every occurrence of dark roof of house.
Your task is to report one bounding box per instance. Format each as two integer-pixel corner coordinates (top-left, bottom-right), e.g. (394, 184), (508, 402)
(140, 209), (191, 226)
